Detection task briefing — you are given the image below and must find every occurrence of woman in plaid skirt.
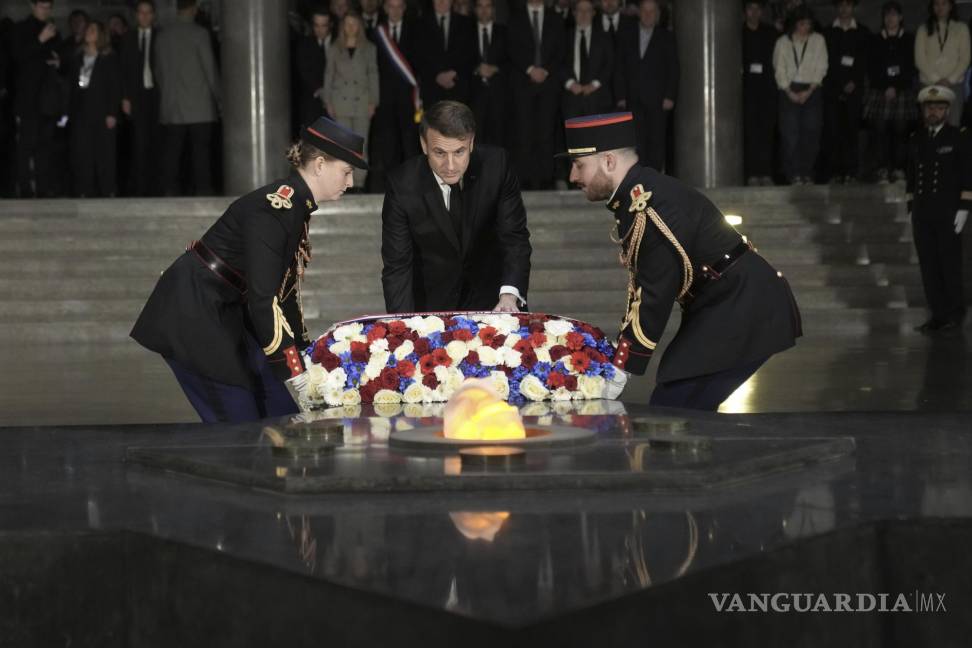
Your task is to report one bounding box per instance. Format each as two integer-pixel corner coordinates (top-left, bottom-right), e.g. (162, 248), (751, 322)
(865, 1), (918, 183)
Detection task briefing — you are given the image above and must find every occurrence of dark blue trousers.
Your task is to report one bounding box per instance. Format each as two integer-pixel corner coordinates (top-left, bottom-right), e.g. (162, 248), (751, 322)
(165, 335), (298, 423)
(649, 357), (768, 412)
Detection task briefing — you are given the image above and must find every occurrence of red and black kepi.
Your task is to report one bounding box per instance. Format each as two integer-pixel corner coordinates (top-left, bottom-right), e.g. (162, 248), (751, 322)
(557, 112), (636, 158)
(301, 116), (369, 170)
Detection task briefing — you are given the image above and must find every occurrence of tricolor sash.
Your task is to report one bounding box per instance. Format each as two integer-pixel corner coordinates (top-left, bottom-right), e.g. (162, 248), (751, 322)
(376, 24), (423, 124)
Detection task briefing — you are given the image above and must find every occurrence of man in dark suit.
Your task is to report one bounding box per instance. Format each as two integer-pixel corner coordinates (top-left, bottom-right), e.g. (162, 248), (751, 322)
(562, 0), (613, 118)
(470, 0), (509, 147)
(371, 0), (421, 192)
(381, 101), (532, 313)
(508, 0), (566, 189)
(613, 0), (678, 173)
(596, 0), (634, 44)
(416, 0), (476, 106)
(293, 9), (330, 130)
(361, 0), (384, 37)
(121, 0), (162, 196)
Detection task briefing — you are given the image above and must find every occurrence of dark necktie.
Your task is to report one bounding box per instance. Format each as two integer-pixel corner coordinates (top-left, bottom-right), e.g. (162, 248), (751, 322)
(579, 29), (589, 83)
(481, 26), (490, 62)
(532, 11), (542, 67)
(393, 24), (399, 43)
(448, 183), (463, 244)
(440, 15), (448, 50)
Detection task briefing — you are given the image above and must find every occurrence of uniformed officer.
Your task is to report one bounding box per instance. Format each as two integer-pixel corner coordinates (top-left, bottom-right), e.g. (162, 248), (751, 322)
(131, 116), (368, 422)
(906, 85), (970, 334)
(562, 112), (803, 410)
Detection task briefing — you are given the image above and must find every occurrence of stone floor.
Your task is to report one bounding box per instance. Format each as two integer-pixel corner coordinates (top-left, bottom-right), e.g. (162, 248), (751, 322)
(3, 326), (969, 427)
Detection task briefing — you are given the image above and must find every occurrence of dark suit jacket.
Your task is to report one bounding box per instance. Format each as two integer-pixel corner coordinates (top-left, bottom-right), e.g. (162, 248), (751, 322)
(561, 25), (614, 115)
(471, 23), (509, 95)
(614, 24), (679, 110)
(120, 27), (160, 104)
(508, 7), (566, 89)
(68, 51), (122, 125)
(11, 15), (63, 117)
(381, 146), (532, 313)
(416, 12), (476, 105)
(377, 19), (419, 109)
(293, 35), (328, 116)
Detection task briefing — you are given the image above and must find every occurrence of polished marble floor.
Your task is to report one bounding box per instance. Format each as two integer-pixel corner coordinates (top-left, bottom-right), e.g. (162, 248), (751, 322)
(2, 327), (969, 427)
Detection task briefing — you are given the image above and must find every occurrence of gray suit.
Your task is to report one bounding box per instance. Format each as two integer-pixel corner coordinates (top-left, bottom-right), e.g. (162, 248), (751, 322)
(323, 40), (379, 185)
(155, 16), (220, 125)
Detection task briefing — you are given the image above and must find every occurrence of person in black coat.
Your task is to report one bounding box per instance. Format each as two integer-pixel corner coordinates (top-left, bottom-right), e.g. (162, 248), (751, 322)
(597, 0), (635, 46)
(0, 16), (13, 197)
(562, 0), (614, 119)
(68, 21), (121, 197)
(470, 0), (509, 147)
(294, 9), (331, 129)
(564, 113), (802, 410)
(864, 1), (917, 184)
(131, 117), (369, 423)
(381, 101), (532, 313)
(11, 0), (62, 197)
(613, 0), (678, 173)
(371, 0), (421, 192)
(120, 0), (162, 196)
(742, 1), (779, 186)
(508, 0), (566, 190)
(416, 0), (476, 106)
(823, 0), (869, 183)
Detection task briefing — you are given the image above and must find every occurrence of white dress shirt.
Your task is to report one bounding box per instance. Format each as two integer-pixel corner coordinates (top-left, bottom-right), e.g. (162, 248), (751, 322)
(388, 20), (402, 43)
(566, 26), (601, 90)
(432, 170), (524, 305)
(139, 27), (154, 89)
(436, 12), (451, 49)
(602, 12), (620, 33)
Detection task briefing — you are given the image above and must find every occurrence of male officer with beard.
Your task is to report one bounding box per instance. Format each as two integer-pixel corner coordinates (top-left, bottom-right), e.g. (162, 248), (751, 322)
(906, 85), (971, 333)
(562, 112), (802, 410)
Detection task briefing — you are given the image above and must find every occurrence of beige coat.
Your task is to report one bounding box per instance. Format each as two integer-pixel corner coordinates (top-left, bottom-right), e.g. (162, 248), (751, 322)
(915, 20), (971, 86)
(323, 40), (379, 116)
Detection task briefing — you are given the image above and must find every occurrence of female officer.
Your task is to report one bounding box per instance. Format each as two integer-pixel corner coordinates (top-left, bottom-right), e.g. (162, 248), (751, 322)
(131, 116), (368, 423)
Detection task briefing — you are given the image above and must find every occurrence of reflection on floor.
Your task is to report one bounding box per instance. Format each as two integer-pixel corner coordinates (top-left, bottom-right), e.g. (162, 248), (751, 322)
(3, 326), (969, 426)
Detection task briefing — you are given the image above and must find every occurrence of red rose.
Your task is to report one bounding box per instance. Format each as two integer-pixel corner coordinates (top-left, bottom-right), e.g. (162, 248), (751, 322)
(387, 320), (407, 336)
(564, 375), (578, 391)
(422, 373), (440, 389)
(441, 331), (455, 344)
(549, 345), (570, 362)
(570, 352), (591, 374)
(547, 372), (566, 389)
(432, 348), (452, 367)
(517, 314), (532, 325)
(584, 346), (599, 360)
(513, 338), (533, 355)
(320, 351), (341, 371)
(529, 321), (545, 334)
(501, 366), (514, 377)
(491, 334), (507, 349)
(359, 381), (380, 403)
(453, 328), (474, 342)
(414, 338), (431, 356)
(379, 367), (400, 390)
(445, 317), (458, 328)
(565, 332), (585, 351)
(350, 341), (370, 363)
(387, 335), (404, 352)
(406, 330), (420, 342)
(478, 326), (498, 346)
(521, 349), (538, 369)
(397, 360), (416, 379)
(419, 354), (437, 375)
(465, 351), (480, 366)
(366, 325), (387, 343)
(529, 332), (547, 348)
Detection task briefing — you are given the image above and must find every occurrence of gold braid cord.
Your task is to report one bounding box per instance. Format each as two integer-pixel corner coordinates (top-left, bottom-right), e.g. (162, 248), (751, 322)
(276, 223), (312, 342)
(262, 297), (295, 356)
(645, 207), (693, 299)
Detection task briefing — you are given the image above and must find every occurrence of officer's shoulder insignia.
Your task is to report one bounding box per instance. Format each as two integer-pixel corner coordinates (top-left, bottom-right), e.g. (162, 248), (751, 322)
(305, 199), (314, 210)
(266, 185), (295, 210)
(629, 184), (652, 213)
(610, 200), (621, 210)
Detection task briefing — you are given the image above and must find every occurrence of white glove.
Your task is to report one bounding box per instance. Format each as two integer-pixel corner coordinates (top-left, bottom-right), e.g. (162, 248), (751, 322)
(285, 372), (312, 411)
(955, 210), (968, 234)
(602, 370), (629, 400)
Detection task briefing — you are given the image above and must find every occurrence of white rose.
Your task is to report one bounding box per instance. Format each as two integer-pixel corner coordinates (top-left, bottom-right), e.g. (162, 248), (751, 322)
(445, 340), (469, 364)
(484, 313), (519, 335)
(504, 334), (521, 348)
(535, 347), (552, 364)
(393, 339), (415, 360)
(519, 375), (550, 401)
(324, 388), (345, 407)
(433, 364), (451, 383)
(403, 382), (426, 404)
(359, 373), (371, 386)
(544, 319), (573, 337)
(578, 375), (605, 400)
(551, 387), (573, 402)
(329, 340), (350, 355)
(446, 367), (465, 391)
(364, 352), (390, 380)
(489, 371), (510, 399)
(466, 337), (482, 351)
(477, 346), (499, 366)
(421, 386), (440, 403)
(403, 316), (426, 333)
(501, 347), (522, 368)
(369, 338), (389, 354)
(350, 334), (368, 344)
(341, 389), (362, 406)
(374, 390), (402, 405)
(306, 364), (327, 387)
(332, 322), (363, 341)
(324, 367), (347, 390)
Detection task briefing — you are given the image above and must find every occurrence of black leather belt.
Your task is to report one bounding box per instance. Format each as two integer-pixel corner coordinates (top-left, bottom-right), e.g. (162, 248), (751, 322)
(187, 240), (247, 296)
(681, 240), (753, 306)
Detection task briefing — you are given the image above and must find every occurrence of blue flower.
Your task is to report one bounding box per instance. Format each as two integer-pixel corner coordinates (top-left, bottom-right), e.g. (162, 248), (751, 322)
(387, 355), (398, 368)
(601, 364), (616, 380)
(531, 362), (552, 380)
(427, 332), (443, 349)
(399, 377), (414, 391)
(451, 317), (479, 334)
(405, 353), (420, 364)
(339, 351), (352, 364)
(582, 333), (598, 348)
(512, 367), (529, 382)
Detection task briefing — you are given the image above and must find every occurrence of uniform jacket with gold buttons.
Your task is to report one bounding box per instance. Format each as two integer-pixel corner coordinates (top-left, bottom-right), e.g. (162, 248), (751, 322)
(609, 165), (802, 382)
(905, 124), (972, 217)
(131, 174), (315, 388)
